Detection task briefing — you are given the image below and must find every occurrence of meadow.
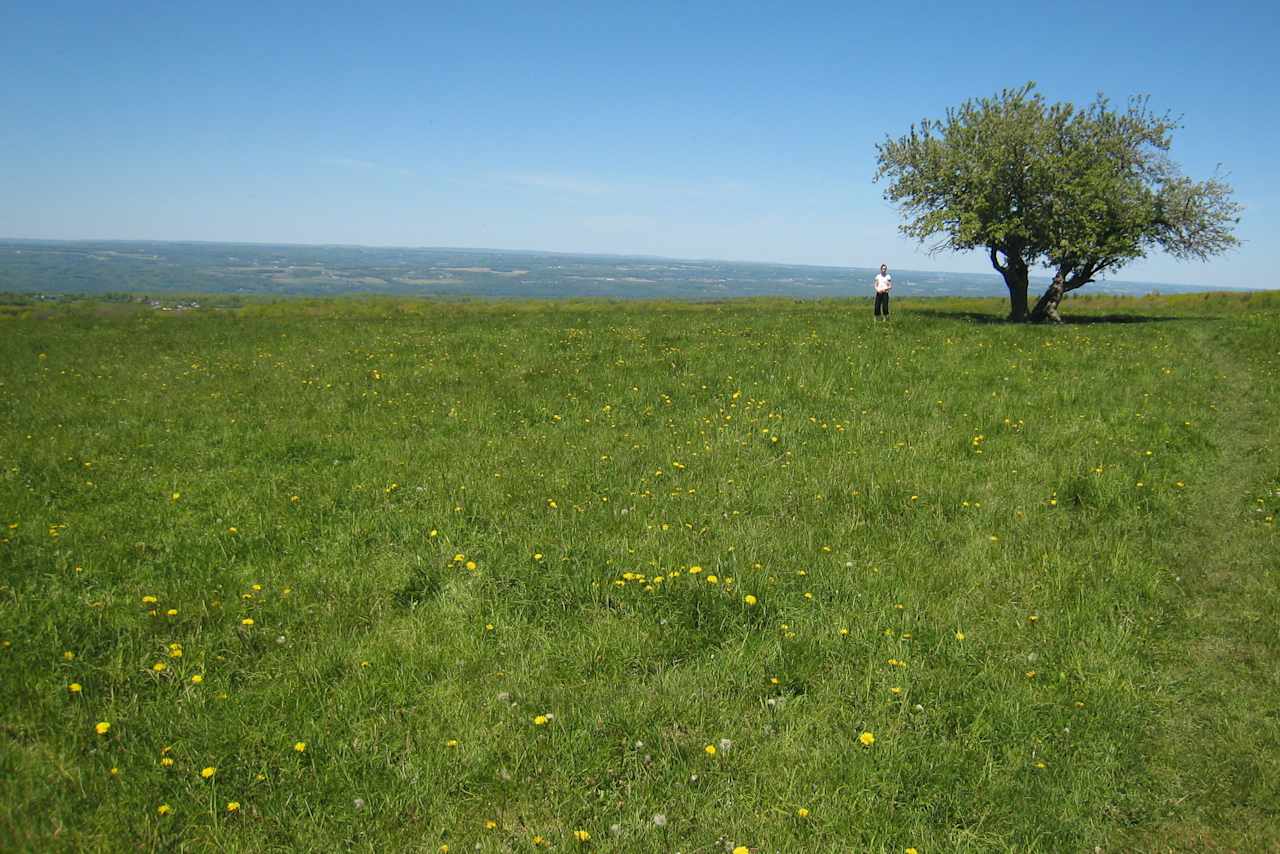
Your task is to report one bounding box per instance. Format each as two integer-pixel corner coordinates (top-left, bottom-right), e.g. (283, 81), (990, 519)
(1, 292), (1277, 852)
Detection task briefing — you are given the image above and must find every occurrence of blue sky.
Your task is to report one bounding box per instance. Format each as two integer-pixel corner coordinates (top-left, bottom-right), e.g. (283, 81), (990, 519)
(2, 1), (1276, 287)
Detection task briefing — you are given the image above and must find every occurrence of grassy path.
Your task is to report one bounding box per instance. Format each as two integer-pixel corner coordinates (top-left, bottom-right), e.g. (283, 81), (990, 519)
(1135, 316), (1280, 848)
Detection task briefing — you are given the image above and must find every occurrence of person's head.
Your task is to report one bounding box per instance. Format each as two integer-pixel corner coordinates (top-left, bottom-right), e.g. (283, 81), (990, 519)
(880, 264), (888, 274)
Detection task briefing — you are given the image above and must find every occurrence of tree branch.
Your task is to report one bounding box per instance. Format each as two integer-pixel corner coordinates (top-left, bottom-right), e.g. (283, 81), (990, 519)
(989, 245), (1008, 274)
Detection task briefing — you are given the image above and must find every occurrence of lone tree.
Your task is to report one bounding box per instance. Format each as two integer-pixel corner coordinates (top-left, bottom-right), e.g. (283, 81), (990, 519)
(874, 83), (1241, 321)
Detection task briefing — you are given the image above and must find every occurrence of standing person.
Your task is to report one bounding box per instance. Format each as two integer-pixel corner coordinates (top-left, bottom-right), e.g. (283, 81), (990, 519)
(873, 263), (893, 320)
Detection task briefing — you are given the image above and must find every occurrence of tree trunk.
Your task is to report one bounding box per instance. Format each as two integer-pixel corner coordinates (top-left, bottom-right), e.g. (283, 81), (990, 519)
(989, 243), (1030, 322)
(1030, 274), (1066, 322)
(1006, 277), (1029, 321)
(1001, 261), (1030, 321)
(1032, 263), (1099, 322)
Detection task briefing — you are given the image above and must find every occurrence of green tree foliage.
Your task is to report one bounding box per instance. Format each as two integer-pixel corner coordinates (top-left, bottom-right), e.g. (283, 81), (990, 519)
(874, 83), (1241, 321)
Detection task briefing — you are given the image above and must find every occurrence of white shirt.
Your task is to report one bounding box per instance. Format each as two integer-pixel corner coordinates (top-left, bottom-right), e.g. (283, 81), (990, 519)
(874, 273), (892, 293)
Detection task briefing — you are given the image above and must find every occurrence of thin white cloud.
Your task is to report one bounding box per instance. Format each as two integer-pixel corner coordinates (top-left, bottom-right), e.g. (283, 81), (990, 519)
(316, 156), (415, 177)
(505, 173), (617, 194)
(501, 172), (751, 198)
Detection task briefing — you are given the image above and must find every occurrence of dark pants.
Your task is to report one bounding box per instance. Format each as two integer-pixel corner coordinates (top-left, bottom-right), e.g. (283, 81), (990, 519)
(874, 292), (890, 317)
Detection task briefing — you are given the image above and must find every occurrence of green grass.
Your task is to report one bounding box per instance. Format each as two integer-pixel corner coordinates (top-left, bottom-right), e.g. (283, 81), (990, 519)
(2, 292), (1277, 852)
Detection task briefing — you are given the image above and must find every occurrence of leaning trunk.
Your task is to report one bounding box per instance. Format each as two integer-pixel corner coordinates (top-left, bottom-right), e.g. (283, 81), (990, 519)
(1032, 264), (1097, 322)
(1030, 275), (1066, 322)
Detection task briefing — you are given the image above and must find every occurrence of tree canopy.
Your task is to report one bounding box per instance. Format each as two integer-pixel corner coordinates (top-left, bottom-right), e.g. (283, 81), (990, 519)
(874, 83), (1241, 320)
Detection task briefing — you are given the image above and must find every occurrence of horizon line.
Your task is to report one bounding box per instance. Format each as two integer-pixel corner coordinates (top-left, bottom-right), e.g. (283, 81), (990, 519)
(0, 235), (1259, 291)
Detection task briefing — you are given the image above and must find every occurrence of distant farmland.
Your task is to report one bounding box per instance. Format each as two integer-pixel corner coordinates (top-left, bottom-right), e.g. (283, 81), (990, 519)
(0, 239), (1241, 301)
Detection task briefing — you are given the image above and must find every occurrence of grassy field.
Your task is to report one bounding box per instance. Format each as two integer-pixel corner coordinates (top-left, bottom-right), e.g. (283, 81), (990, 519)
(2, 292), (1277, 852)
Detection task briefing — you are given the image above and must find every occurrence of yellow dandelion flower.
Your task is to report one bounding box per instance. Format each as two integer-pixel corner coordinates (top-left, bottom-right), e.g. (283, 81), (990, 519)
(465, 560), (477, 571)
(201, 766), (216, 779)
(890, 686), (902, 695)
(484, 819), (497, 830)
(152, 662), (167, 672)
(955, 631), (965, 641)
(191, 674), (204, 684)
(95, 721), (111, 735)
(241, 618), (254, 626)
(744, 594), (758, 606)
(839, 627), (849, 636)
(142, 595), (158, 605)
(157, 803), (173, 816)
(166, 609), (179, 617)
(573, 830), (590, 843)
(532, 715), (548, 726)
(63, 650), (76, 661)
(68, 682), (82, 694)
(858, 731), (875, 747)
(160, 757), (174, 767)
(797, 807), (810, 818)
(706, 574), (718, 583)
(446, 739), (459, 748)
(704, 744), (716, 756)
(733, 847), (750, 854)
(293, 741), (307, 752)
(227, 801), (240, 813)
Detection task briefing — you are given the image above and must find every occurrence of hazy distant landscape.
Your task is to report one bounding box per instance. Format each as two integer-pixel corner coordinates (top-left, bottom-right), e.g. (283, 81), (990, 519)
(0, 239), (1239, 302)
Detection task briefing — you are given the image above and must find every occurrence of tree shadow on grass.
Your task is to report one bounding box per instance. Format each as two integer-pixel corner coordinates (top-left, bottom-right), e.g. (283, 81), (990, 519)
(907, 307), (1196, 325)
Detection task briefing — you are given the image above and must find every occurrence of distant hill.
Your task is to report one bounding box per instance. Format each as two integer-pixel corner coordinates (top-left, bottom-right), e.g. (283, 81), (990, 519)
(0, 239), (1248, 300)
